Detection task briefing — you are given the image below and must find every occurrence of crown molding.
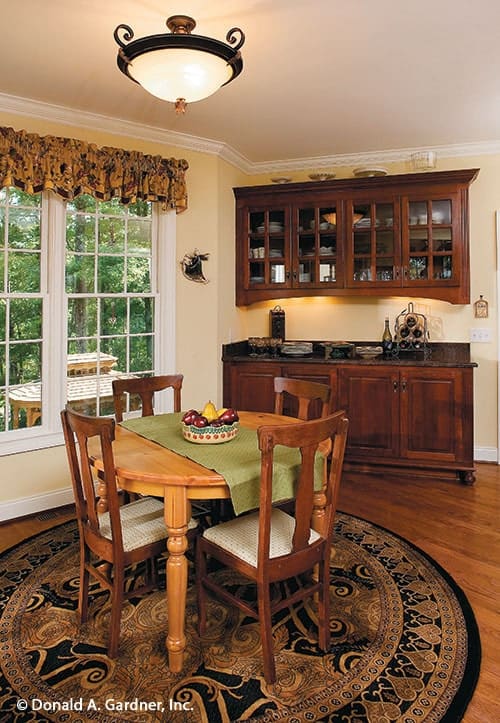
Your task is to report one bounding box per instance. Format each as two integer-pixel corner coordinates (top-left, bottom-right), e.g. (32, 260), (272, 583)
(1, 92), (499, 175)
(0, 91), (235, 156)
(253, 140), (500, 175)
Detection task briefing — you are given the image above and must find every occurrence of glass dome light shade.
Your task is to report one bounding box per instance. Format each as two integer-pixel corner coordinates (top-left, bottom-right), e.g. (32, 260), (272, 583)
(114, 15), (245, 111)
(129, 48), (233, 103)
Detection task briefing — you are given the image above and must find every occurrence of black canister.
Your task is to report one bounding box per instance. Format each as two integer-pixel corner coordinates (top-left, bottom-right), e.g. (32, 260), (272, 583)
(270, 305), (285, 340)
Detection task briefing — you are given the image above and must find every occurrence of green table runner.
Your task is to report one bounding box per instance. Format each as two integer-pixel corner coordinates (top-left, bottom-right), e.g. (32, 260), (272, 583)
(121, 413), (324, 516)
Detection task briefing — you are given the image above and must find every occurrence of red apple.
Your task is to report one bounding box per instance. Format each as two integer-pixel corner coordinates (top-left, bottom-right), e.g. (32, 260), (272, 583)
(192, 415), (209, 428)
(219, 408), (238, 424)
(182, 409), (199, 424)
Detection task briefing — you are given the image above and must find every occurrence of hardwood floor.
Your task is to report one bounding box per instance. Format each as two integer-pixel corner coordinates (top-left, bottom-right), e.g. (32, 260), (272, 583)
(0, 464), (498, 721)
(0, 504), (76, 553)
(338, 463), (500, 723)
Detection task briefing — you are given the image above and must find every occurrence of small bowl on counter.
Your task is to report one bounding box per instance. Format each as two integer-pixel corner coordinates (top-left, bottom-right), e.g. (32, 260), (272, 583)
(322, 342), (355, 359)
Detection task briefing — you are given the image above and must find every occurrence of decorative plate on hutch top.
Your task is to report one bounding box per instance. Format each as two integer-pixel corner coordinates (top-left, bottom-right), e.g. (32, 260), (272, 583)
(308, 173), (336, 181)
(353, 167), (388, 178)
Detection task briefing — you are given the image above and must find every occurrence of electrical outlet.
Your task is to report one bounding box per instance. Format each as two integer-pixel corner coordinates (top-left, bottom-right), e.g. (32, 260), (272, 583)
(470, 328), (492, 343)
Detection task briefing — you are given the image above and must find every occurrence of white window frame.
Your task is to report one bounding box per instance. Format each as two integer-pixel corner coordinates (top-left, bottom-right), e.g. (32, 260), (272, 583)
(1, 192), (176, 456)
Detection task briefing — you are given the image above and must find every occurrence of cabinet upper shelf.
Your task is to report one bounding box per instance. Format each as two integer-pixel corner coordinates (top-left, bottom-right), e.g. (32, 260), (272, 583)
(234, 168), (479, 306)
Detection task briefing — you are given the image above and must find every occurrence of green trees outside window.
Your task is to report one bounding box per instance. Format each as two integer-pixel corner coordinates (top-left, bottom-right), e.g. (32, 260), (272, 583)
(1, 190), (159, 430)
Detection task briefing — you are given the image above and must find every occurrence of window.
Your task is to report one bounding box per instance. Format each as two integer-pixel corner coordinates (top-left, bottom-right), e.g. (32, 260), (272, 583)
(66, 195), (156, 416)
(0, 190), (176, 455)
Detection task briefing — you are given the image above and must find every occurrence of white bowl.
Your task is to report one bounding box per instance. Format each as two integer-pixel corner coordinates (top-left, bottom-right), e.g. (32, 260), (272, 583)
(355, 346), (383, 358)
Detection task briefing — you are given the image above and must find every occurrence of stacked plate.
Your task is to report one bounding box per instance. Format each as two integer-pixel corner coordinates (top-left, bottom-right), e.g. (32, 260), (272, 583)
(280, 341), (313, 357)
(269, 222), (283, 232)
(355, 346), (383, 358)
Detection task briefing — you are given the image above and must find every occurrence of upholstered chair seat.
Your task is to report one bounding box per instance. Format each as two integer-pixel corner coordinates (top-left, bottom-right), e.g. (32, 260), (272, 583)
(202, 508), (320, 567)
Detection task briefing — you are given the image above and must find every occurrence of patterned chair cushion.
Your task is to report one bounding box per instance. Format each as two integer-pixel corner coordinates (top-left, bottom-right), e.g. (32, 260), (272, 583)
(99, 497), (197, 552)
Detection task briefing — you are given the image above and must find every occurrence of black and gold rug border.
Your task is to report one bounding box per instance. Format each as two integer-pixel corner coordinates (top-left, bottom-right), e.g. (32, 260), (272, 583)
(341, 511), (482, 723)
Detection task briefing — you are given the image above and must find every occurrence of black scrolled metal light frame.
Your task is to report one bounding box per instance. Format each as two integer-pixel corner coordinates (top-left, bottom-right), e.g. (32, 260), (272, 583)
(113, 15), (245, 94)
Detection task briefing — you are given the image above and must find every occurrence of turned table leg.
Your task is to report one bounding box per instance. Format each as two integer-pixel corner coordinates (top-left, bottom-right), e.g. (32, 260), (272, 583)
(164, 486), (190, 672)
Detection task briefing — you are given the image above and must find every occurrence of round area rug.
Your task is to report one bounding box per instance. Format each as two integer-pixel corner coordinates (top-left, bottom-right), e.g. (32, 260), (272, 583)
(0, 513), (480, 722)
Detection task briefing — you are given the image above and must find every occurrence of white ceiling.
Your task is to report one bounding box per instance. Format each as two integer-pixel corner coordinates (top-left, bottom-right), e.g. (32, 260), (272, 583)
(2, 0), (500, 169)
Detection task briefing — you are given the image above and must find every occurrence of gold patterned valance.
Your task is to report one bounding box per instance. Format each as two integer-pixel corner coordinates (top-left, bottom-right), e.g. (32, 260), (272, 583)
(0, 126), (188, 212)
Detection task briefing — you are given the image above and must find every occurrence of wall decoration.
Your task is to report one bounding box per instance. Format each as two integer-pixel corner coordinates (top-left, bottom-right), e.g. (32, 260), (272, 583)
(473, 295), (488, 318)
(180, 249), (210, 283)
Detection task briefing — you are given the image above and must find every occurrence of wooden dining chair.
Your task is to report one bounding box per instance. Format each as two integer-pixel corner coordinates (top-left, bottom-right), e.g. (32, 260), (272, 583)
(112, 373), (183, 422)
(273, 376), (332, 420)
(196, 410), (349, 684)
(60, 405), (183, 658)
(112, 373), (210, 524)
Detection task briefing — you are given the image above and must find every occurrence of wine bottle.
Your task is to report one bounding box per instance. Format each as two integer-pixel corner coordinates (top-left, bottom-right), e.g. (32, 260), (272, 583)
(382, 317), (393, 356)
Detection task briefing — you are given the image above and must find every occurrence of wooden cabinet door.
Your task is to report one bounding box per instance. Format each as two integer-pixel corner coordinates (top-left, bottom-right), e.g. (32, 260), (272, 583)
(345, 194), (402, 290)
(399, 367), (467, 464)
(401, 190), (463, 295)
(337, 365), (400, 458)
(292, 200), (343, 290)
(224, 362), (277, 412)
(236, 203), (292, 304)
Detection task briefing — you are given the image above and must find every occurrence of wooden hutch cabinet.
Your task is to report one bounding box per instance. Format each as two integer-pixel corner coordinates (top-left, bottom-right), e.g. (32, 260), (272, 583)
(234, 169), (478, 306)
(222, 346), (476, 484)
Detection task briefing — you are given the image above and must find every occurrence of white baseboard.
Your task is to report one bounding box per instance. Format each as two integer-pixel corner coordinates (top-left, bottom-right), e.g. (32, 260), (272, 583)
(474, 446), (498, 463)
(0, 487), (74, 522)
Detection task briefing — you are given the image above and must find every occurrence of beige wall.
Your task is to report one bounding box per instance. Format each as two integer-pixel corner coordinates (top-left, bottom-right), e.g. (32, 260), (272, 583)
(0, 111), (498, 512)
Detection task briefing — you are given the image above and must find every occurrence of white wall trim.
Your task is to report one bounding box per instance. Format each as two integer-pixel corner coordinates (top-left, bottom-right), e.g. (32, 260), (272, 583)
(497, 209), (500, 466)
(2, 92), (500, 175)
(0, 486), (74, 522)
(474, 446), (498, 463)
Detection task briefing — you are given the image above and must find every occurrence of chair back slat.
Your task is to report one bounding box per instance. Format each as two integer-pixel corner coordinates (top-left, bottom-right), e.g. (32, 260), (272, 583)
(292, 444), (318, 550)
(273, 376), (331, 420)
(112, 374), (183, 422)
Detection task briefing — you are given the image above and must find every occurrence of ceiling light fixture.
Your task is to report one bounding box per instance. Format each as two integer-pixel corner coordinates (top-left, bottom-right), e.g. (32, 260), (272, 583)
(113, 14), (245, 114)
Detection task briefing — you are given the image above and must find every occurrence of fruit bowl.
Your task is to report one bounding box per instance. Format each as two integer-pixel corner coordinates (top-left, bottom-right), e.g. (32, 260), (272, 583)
(181, 421), (239, 444)
(181, 403), (240, 444)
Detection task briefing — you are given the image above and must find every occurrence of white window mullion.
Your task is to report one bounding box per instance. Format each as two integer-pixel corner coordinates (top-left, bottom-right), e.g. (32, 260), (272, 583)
(154, 207), (176, 414)
(44, 192), (67, 432)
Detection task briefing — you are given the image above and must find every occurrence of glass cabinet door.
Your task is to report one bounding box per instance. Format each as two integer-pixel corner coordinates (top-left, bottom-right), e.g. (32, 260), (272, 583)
(245, 206), (290, 290)
(403, 195), (460, 287)
(347, 200), (399, 287)
(293, 203), (341, 287)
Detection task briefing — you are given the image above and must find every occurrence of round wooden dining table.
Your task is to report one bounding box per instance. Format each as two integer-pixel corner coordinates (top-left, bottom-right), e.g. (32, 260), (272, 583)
(89, 410), (329, 673)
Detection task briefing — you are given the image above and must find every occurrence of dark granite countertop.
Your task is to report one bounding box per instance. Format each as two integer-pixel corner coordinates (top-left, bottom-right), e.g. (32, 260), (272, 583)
(222, 340), (477, 368)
